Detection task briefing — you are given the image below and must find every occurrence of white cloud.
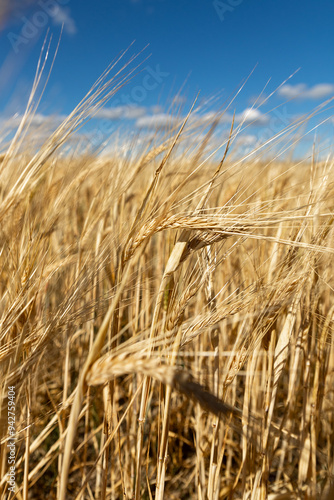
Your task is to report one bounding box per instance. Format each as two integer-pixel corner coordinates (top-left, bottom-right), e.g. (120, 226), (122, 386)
(235, 134), (258, 147)
(3, 112), (65, 129)
(0, 112), (67, 148)
(132, 107), (269, 132)
(189, 108), (268, 127)
(236, 108), (269, 126)
(188, 111), (219, 126)
(135, 113), (180, 129)
(278, 83), (334, 100)
(96, 105), (146, 120)
(189, 109), (268, 127)
(150, 105), (163, 114)
(171, 95), (187, 106)
(52, 6), (77, 35)
(93, 105), (273, 134)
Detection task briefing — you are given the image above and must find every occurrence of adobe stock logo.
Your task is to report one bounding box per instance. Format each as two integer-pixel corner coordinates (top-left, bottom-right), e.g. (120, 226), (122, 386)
(213, 0), (243, 21)
(7, 0), (72, 54)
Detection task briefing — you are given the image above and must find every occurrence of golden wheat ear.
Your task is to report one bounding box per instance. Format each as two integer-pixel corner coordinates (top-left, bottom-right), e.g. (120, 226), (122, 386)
(173, 370), (242, 419)
(87, 353), (248, 431)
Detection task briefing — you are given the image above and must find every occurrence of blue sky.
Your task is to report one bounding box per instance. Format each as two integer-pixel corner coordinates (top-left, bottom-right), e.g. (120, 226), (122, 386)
(0, 0), (334, 156)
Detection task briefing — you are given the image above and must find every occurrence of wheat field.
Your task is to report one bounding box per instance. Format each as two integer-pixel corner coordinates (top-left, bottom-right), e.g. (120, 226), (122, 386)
(1, 47), (334, 500)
